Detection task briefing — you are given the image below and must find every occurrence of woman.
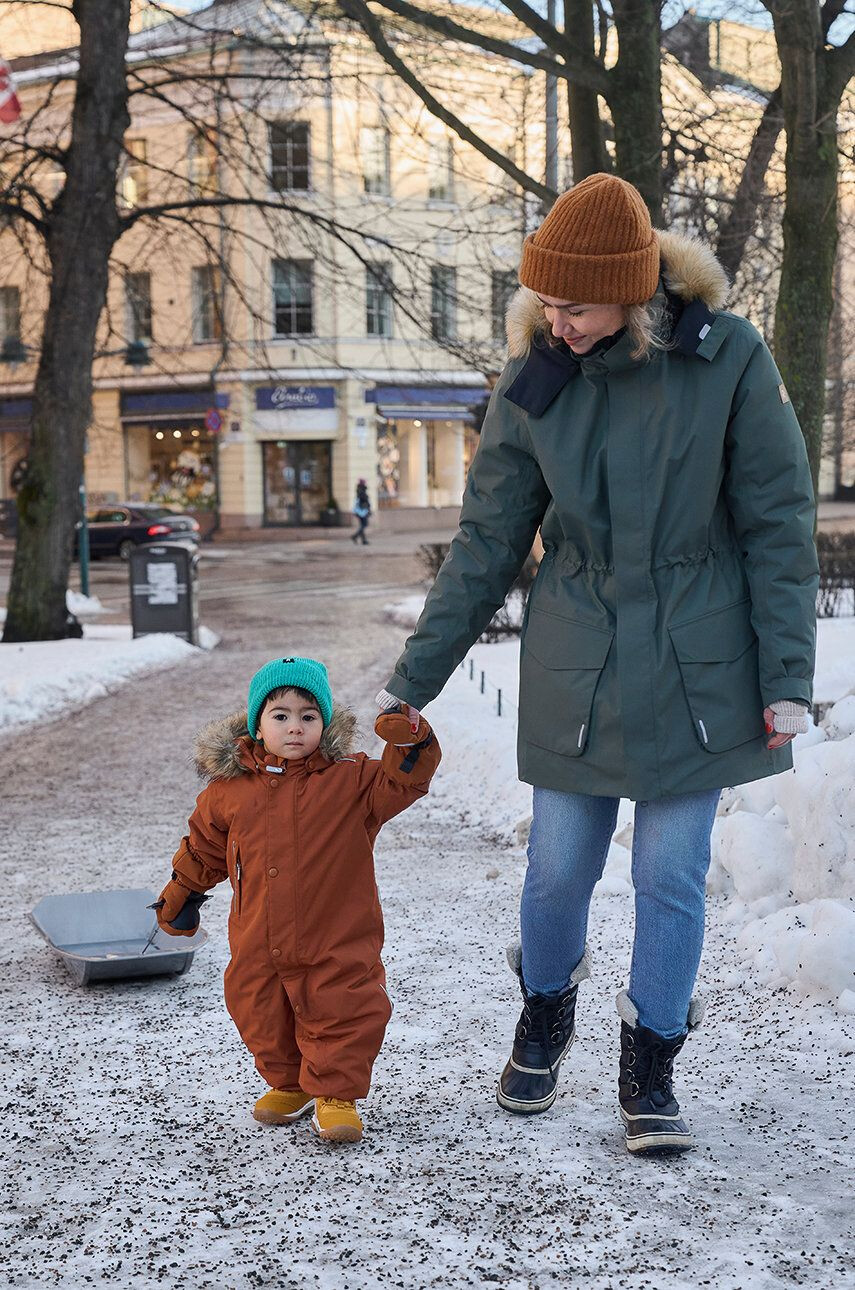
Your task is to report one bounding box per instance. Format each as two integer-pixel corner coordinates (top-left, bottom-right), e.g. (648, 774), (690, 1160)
(377, 174), (818, 1155)
(351, 478), (372, 545)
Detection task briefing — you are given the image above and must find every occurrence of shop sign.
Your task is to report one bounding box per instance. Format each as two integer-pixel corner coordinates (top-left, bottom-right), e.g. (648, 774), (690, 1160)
(255, 385), (336, 411)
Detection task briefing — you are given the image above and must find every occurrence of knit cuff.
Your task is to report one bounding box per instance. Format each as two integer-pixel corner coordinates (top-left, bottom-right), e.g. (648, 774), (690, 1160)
(769, 699), (810, 735)
(376, 687), (404, 711)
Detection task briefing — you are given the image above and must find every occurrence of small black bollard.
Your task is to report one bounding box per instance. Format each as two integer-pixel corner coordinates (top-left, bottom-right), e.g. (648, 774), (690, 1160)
(497, 689), (502, 716)
(469, 659), (474, 680)
(480, 670), (485, 694)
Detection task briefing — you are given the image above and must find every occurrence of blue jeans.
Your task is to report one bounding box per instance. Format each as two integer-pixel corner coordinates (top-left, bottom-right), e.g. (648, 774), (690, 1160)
(519, 786), (721, 1037)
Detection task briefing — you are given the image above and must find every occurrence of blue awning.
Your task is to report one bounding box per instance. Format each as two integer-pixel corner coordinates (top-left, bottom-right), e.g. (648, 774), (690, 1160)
(121, 389), (230, 420)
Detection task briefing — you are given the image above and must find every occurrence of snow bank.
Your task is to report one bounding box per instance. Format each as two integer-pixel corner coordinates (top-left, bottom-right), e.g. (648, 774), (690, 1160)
(0, 623), (217, 735)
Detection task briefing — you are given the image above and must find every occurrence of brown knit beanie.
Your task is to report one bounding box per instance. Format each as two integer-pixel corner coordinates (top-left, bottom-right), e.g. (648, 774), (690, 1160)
(519, 173), (660, 305)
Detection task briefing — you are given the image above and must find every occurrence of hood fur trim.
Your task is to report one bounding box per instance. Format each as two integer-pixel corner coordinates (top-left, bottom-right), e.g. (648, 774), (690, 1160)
(193, 702), (359, 780)
(506, 229), (731, 359)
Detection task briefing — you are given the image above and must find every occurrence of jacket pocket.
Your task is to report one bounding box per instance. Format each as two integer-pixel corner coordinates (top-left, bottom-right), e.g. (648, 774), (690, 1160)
(669, 598), (765, 753)
(230, 839), (242, 917)
(519, 608), (614, 757)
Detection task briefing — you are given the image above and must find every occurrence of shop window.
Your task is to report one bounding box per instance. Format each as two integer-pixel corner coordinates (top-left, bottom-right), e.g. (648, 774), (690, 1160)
(366, 263), (393, 337)
(125, 272), (152, 343)
(192, 265), (222, 342)
(273, 259), (313, 336)
(0, 285), (21, 342)
(428, 137), (455, 202)
(119, 138), (148, 208)
(377, 422), (399, 505)
(430, 265), (457, 341)
(361, 126), (391, 196)
(188, 128), (218, 196)
(270, 121), (311, 192)
(126, 423), (217, 513)
(491, 269), (517, 341)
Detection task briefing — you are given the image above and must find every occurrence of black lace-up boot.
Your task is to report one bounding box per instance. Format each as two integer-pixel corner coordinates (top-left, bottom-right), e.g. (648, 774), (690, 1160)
(617, 989), (701, 1154)
(497, 945), (588, 1115)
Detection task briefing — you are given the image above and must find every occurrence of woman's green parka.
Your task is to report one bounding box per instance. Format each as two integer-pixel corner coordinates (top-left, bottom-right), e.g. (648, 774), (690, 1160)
(385, 232), (819, 801)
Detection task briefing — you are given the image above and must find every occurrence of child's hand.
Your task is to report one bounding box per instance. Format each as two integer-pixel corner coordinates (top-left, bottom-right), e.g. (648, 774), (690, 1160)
(375, 709), (431, 748)
(376, 689), (421, 736)
(154, 876), (198, 938)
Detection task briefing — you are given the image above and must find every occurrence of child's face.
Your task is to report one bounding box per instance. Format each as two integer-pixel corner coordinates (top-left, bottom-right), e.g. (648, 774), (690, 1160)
(257, 690), (324, 760)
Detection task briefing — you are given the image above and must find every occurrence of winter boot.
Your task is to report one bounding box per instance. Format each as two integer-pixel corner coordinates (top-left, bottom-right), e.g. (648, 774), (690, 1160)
(497, 943), (590, 1115)
(616, 989), (703, 1155)
(253, 1087), (313, 1125)
(312, 1097), (363, 1143)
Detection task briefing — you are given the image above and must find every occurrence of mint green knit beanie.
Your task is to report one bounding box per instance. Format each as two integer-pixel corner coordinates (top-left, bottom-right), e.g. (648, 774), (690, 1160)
(247, 657), (333, 739)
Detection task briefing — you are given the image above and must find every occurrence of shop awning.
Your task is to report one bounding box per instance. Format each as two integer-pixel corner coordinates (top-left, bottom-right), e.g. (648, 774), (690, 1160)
(120, 390), (230, 422)
(366, 384), (487, 421)
(0, 397), (32, 433)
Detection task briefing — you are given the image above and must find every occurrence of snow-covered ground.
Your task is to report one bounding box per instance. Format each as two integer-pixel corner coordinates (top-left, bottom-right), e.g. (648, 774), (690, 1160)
(1, 575), (852, 1288)
(0, 622), (219, 734)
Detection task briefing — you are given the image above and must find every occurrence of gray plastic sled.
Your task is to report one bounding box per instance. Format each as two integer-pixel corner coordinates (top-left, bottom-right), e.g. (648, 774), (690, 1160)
(29, 888), (209, 985)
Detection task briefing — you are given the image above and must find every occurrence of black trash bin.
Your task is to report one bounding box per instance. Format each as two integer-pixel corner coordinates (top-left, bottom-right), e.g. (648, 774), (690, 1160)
(129, 542), (199, 644)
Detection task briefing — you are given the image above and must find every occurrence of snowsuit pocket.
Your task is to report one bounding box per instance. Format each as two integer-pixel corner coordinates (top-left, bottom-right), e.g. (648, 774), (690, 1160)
(669, 598), (765, 753)
(230, 840), (242, 917)
(519, 608), (614, 758)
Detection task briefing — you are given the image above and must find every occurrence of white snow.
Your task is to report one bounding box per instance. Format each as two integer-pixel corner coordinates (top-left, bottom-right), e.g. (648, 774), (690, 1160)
(0, 623), (218, 734)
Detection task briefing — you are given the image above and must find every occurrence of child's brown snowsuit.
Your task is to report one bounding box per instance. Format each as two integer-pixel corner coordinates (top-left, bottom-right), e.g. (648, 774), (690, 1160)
(168, 707), (441, 1099)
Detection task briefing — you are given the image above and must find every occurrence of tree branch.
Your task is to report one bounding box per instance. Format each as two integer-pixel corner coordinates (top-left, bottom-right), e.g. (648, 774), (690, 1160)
(715, 84), (783, 281)
(337, 0), (557, 205)
(368, 0), (609, 93)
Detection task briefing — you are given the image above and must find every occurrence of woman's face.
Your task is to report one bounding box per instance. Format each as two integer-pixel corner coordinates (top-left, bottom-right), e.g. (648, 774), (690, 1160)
(536, 295), (627, 354)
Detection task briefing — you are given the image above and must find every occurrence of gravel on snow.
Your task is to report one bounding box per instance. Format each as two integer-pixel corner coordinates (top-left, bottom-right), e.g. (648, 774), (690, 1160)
(1, 587), (853, 1290)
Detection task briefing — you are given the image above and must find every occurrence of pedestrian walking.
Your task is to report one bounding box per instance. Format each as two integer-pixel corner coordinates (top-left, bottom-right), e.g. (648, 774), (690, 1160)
(377, 173), (818, 1154)
(156, 657), (440, 1143)
(351, 478), (372, 544)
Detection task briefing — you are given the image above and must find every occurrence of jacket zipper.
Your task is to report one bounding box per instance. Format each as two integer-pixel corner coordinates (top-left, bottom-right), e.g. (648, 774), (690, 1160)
(232, 839), (242, 915)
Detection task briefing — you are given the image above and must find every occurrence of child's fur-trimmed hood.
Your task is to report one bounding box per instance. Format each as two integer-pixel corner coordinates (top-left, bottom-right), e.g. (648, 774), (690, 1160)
(193, 703), (359, 780)
(505, 229), (731, 359)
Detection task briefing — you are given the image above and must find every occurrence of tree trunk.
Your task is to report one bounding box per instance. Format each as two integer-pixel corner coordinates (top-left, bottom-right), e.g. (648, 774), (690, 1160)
(715, 86), (783, 283)
(563, 0), (610, 182)
(770, 5), (839, 493)
(3, 0), (131, 642)
(607, 0), (663, 221)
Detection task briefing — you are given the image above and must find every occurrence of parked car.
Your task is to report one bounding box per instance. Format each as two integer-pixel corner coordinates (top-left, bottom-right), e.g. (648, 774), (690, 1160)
(75, 504), (201, 560)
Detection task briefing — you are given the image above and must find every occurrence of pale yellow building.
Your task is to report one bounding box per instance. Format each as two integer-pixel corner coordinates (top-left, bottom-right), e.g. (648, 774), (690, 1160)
(0, 0), (530, 530)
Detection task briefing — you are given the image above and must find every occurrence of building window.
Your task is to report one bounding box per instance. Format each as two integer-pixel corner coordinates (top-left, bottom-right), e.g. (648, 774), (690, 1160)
(273, 259), (313, 335)
(191, 265), (222, 342)
(491, 270), (517, 341)
(366, 263), (393, 337)
(361, 126), (391, 196)
(270, 121), (310, 192)
(430, 265), (456, 341)
(125, 272), (152, 343)
(119, 138), (148, 208)
(428, 137), (455, 202)
(0, 285), (21, 342)
(188, 129), (218, 196)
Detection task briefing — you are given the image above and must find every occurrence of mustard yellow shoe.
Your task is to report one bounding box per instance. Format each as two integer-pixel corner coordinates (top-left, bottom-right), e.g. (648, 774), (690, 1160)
(312, 1097), (363, 1143)
(253, 1088), (313, 1125)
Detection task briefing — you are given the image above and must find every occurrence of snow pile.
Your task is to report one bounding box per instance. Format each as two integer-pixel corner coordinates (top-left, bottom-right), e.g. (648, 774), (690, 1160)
(710, 696), (855, 1009)
(0, 623), (216, 734)
(384, 593), (425, 630)
(65, 589), (108, 616)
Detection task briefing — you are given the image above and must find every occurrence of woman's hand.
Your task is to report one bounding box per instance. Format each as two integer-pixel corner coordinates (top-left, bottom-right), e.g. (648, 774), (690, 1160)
(763, 702), (809, 750)
(376, 688), (421, 735)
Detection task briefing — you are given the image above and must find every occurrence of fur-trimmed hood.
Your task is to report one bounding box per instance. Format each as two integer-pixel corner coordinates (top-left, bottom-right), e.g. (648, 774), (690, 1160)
(193, 703), (359, 780)
(505, 229), (731, 359)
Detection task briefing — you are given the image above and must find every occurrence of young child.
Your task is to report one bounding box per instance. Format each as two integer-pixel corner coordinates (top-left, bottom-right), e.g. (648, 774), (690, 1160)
(156, 656), (441, 1143)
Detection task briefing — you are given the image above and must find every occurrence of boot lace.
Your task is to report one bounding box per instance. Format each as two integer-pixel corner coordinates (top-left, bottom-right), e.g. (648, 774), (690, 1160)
(621, 1030), (679, 1102)
(321, 1097), (356, 1110)
(517, 990), (574, 1082)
